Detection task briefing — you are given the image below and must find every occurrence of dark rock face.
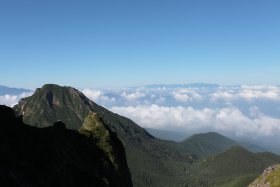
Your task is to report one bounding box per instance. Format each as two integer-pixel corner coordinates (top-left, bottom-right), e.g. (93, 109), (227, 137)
(46, 91), (53, 107)
(0, 105), (132, 187)
(14, 84), (90, 129)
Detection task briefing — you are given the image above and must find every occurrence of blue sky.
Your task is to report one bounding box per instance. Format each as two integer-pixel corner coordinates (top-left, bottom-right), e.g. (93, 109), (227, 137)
(1, 0), (280, 88)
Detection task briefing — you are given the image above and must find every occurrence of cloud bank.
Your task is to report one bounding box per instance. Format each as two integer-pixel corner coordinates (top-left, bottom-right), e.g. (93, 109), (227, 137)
(111, 105), (280, 138)
(80, 84), (280, 140)
(1, 84), (280, 141)
(0, 92), (33, 107)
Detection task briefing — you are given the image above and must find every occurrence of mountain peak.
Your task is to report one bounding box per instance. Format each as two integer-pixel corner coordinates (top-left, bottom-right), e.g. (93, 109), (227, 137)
(37, 84), (71, 92)
(181, 132), (239, 158)
(42, 83), (62, 89)
(14, 84), (153, 141)
(183, 131), (236, 144)
(37, 84), (80, 95)
(184, 132), (222, 141)
(14, 84), (88, 129)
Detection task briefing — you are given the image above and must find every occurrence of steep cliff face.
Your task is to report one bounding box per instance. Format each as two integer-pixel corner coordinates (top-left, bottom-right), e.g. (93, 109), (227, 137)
(13, 84), (92, 129)
(249, 165), (280, 187)
(0, 105), (132, 187)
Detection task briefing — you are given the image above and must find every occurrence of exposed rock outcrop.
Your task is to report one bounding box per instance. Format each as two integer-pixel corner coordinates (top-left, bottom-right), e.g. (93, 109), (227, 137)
(249, 164), (280, 187)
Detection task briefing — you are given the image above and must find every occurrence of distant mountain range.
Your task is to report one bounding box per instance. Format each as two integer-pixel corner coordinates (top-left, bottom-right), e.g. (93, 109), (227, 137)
(145, 127), (190, 142)
(181, 132), (240, 157)
(0, 85), (31, 95)
(147, 128), (266, 154)
(145, 83), (220, 88)
(4, 84), (278, 186)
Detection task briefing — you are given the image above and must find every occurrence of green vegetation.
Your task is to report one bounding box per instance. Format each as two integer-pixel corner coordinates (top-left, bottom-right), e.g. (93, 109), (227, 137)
(185, 146), (280, 186)
(80, 114), (115, 163)
(181, 132), (239, 158)
(266, 166), (280, 187)
(249, 165), (280, 187)
(79, 113), (131, 176)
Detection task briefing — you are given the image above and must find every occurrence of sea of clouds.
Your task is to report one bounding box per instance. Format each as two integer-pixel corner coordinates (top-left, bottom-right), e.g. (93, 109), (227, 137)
(1, 84), (280, 147)
(81, 84), (280, 142)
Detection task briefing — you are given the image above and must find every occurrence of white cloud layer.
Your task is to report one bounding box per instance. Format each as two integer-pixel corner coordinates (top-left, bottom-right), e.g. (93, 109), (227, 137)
(172, 89), (203, 102)
(211, 85), (280, 102)
(121, 91), (145, 101)
(111, 105), (280, 138)
(0, 92), (33, 107)
(80, 85), (280, 139)
(81, 89), (116, 104)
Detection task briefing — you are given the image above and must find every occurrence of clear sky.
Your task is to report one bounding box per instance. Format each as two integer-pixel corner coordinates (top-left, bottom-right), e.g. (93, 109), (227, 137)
(0, 0), (280, 88)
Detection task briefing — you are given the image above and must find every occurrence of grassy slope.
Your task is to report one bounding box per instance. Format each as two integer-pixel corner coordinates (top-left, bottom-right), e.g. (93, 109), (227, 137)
(185, 146), (280, 187)
(79, 113), (132, 181)
(264, 166), (280, 186)
(249, 165), (280, 187)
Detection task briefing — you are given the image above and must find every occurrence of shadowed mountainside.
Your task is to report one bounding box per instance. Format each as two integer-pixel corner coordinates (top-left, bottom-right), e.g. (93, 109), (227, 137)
(0, 105), (132, 187)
